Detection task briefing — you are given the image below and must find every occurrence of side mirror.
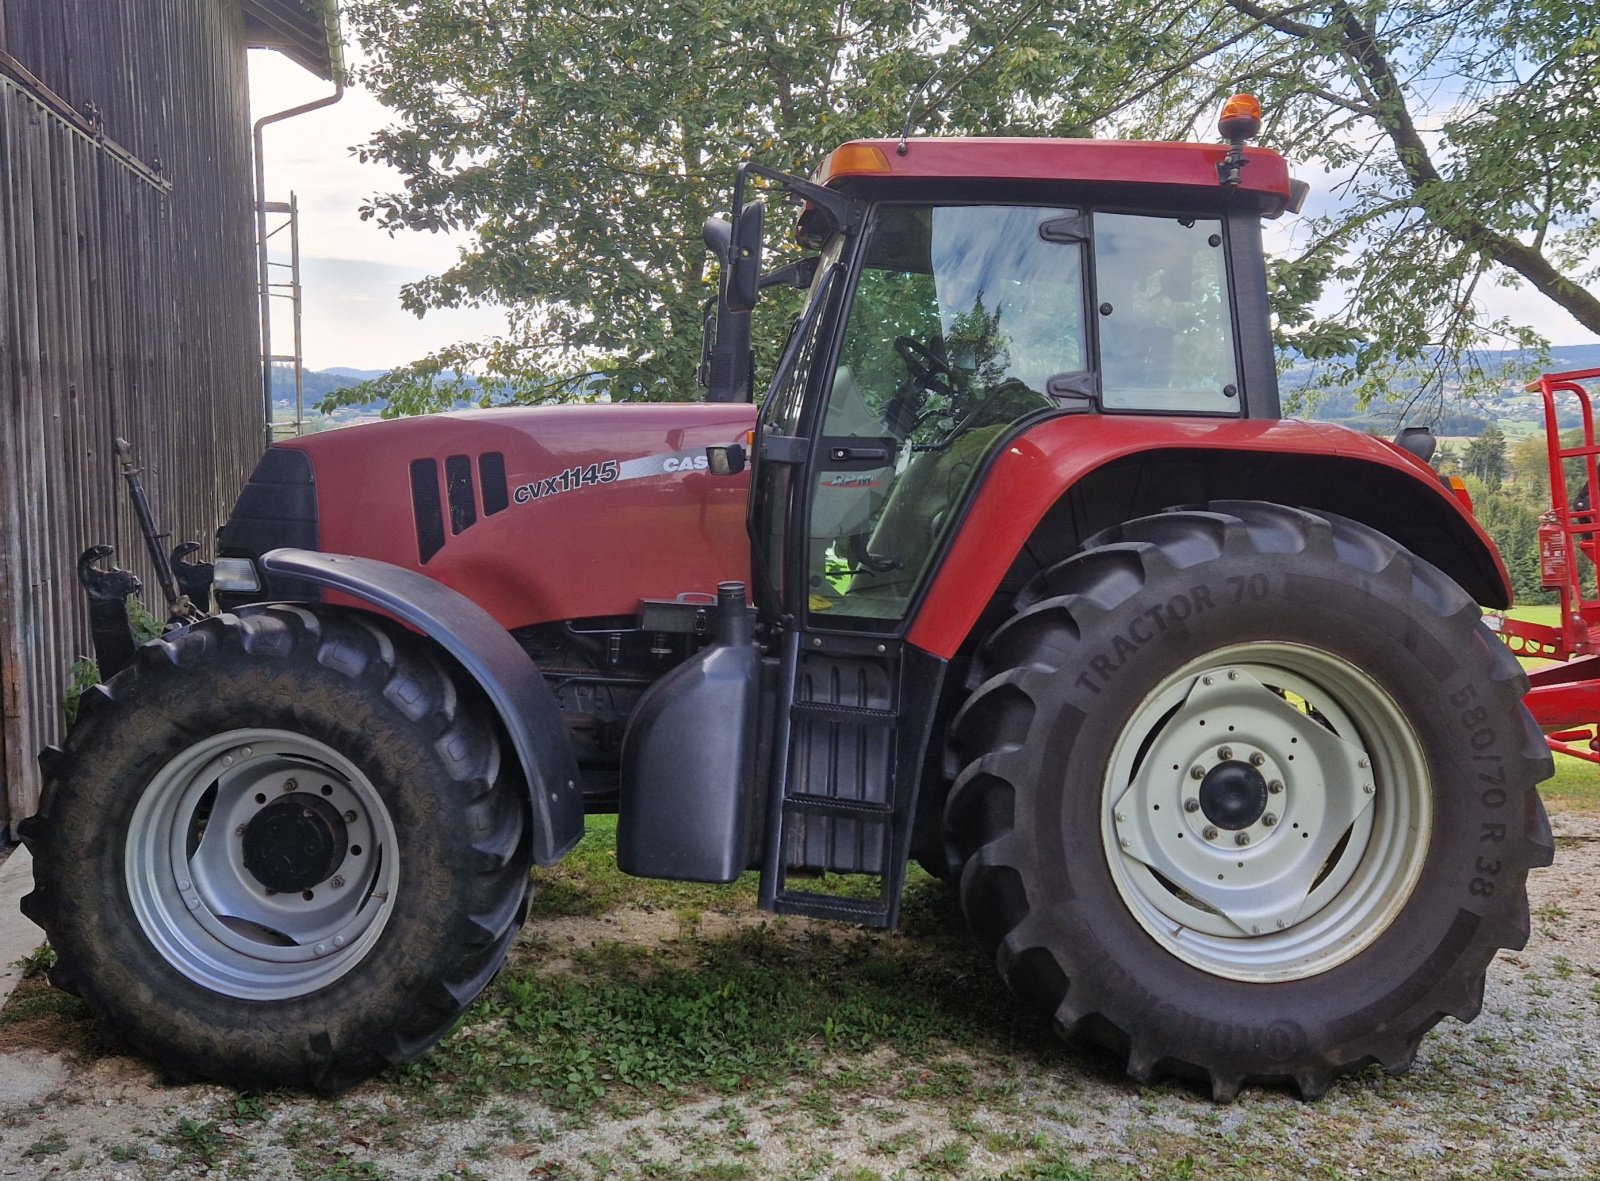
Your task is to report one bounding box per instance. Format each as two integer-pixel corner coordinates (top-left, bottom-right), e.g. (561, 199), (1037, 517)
(706, 442), (748, 476)
(725, 200), (764, 313)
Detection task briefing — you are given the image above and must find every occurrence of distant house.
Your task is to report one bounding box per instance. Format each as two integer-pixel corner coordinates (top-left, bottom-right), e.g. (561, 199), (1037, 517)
(0, 0), (338, 835)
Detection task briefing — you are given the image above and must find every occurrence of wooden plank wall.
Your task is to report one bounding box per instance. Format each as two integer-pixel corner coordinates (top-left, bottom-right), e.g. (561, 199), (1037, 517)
(0, 1), (264, 834)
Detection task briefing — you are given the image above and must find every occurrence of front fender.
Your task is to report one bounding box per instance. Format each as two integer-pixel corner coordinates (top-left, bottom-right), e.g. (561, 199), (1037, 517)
(260, 548), (584, 864)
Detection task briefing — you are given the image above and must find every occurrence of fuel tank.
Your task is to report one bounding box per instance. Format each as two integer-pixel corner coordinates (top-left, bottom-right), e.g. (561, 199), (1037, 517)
(232, 402), (757, 630)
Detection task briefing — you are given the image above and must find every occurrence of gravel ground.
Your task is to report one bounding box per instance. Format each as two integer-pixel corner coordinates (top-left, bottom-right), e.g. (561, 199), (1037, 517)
(2, 808), (1599, 1180)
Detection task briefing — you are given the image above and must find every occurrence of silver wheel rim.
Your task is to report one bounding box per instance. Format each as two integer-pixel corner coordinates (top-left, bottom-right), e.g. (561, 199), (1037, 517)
(1102, 643), (1431, 983)
(126, 728), (399, 1000)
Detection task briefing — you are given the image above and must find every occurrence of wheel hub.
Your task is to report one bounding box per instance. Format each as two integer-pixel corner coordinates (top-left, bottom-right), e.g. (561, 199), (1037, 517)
(241, 793), (348, 892)
(1199, 761), (1268, 830)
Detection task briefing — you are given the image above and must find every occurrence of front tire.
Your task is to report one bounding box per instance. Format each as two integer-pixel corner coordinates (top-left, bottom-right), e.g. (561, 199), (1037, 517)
(948, 502), (1553, 1099)
(19, 605), (530, 1092)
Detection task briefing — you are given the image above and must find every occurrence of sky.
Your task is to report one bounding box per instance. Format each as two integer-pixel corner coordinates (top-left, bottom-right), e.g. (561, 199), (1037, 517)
(249, 45), (1592, 373)
(249, 49), (508, 371)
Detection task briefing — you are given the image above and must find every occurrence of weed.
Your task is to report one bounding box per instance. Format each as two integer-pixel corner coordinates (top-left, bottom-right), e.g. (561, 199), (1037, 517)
(12, 943), (56, 978)
(304, 1162), (388, 1181)
(169, 1117), (226, 1166)
(22, 1139), (68, 1159)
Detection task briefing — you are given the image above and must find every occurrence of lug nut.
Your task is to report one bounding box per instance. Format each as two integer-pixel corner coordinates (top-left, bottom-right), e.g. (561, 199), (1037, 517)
(1227, 670), (1239, 681)
(1235, 832), (1251, 846)
(1249, 752), (1265, 767)
(344, 811), (358, 823)
(1363, 783), (1375, 794)
(283, 778), (298, 793)
(1218, 746), (1234, 761)
(1262, 812), (1278, 827)
(1202, 826), (1219, 841)
(1190, 765), (1206, 780)
(1268, 779), (1284, 794)
(332, 876), (346, 888)
(1184, 797), (1200, 813)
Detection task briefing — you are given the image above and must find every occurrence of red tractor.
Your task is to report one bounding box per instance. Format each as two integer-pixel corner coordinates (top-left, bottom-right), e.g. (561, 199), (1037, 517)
(20, 99), (1552, 1101)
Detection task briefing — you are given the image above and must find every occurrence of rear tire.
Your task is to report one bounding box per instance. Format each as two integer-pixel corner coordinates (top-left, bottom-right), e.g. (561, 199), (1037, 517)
(19, 605), (530, 1093)
(948, 502), (1553, 1099)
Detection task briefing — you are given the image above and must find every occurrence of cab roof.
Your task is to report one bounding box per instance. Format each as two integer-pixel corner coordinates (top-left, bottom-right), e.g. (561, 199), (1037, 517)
(815, 138), (1298, 217)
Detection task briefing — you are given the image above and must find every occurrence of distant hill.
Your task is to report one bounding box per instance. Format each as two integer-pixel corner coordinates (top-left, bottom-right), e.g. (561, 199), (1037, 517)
(268, 365), (388, 404)
(1290, 343), (1600, 436)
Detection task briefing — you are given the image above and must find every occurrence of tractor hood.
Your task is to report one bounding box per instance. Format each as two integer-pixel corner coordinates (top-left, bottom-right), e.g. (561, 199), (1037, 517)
(220, 402), (757, 630)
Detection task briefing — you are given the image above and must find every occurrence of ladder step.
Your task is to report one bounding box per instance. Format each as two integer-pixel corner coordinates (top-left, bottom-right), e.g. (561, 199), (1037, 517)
(791, 700), (897, 724)
(773, 890), (891, 926)
(786, 792), (893, 819)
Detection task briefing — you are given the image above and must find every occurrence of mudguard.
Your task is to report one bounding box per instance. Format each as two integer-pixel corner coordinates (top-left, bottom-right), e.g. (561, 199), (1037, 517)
(260, 548), (584, 864)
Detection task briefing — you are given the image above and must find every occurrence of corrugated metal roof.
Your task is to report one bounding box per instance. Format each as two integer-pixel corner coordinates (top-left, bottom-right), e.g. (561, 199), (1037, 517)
(242, 0), (342, 82)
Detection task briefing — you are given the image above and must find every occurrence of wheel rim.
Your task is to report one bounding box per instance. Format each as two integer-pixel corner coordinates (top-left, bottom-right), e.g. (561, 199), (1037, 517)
(126, 728), (400, 1000)
(1101, 643), (1431, 983)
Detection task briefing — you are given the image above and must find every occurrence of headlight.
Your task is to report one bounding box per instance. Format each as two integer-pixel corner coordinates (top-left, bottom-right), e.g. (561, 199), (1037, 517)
(213, 557), (261, 594)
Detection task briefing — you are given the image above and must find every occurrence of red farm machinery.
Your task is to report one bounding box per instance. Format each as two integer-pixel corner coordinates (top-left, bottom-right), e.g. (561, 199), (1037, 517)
(19, 98), (1557, 1103)
(1492, 368), (1600, 763)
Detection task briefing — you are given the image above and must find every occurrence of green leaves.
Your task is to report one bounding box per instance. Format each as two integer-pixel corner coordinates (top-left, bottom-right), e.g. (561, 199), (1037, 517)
(342, 0), (1595, 416)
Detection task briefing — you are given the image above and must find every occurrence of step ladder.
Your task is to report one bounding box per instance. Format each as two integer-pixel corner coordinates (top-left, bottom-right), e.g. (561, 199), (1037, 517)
(757, 632), (920, 928)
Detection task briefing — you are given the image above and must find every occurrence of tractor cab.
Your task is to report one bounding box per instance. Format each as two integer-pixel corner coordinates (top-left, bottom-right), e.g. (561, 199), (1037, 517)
(620, 113), (1310, 923)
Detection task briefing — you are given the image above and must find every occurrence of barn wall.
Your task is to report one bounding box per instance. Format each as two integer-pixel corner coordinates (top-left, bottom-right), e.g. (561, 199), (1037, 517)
(0, 1), (263, 834)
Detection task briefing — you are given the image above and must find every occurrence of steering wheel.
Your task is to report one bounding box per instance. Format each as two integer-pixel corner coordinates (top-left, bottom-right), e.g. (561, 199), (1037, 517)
(894, 335), (960, 400)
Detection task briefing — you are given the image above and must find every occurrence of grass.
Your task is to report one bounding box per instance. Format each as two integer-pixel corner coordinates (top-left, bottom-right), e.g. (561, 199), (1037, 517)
(413, 839), (1050, 1116)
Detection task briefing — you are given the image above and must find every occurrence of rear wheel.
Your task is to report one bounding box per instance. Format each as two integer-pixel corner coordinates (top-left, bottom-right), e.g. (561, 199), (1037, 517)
(948, 502), (1553, 1099)
(19, 605), (530, 1092)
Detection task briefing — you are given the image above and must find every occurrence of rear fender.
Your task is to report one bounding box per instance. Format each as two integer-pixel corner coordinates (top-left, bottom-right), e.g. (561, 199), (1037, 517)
(907, 416), (1511, 660)
(260, 549), (584, 864)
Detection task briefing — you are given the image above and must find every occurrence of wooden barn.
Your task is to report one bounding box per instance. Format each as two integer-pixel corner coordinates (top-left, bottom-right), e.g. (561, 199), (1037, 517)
(0, 1), (339, 837)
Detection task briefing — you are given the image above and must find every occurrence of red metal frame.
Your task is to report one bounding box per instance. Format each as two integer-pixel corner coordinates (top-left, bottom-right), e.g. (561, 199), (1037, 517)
(1493, 368), (1600, 763)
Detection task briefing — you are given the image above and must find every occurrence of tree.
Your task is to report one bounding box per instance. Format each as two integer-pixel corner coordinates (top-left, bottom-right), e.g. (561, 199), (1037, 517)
(1046, 0), (1600, 407)
(332, 0), (1101, 412)
(335, 0), (1597, 415)
(1463, 424), (1508, 486)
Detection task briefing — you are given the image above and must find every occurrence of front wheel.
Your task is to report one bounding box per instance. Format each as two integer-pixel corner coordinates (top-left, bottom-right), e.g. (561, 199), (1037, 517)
(948, 502), (1553, 1099)
(19, 605), (531, 1092)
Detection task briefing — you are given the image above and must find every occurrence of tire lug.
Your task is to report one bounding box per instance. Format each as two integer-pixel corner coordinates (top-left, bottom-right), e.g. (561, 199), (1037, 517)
(1363, 783), (1375, 794)
(1190, 765), (1206, 780)
(1184, 797), (1200, 813)
(1119, 838), (1131, 849)
(235, 825), (246, 836)
(1262, 813), (1278, 827)
(332, 876), (345, 888)
(344, 811), (358, 823)
(1115, 811), (1126, 823)
(1268, 779), (1284, 794)
(1202, 826), (1218, 841)
(283, 778), (298, 793)
(1358, 757), (1370, 769)
(1202, 676), (1214, 686)
(1226, 670), (1239, 680)
(1249, 751), (1265, 767)
(1235, 832), (1250, 846)
(1217, 746), (1233, 760)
